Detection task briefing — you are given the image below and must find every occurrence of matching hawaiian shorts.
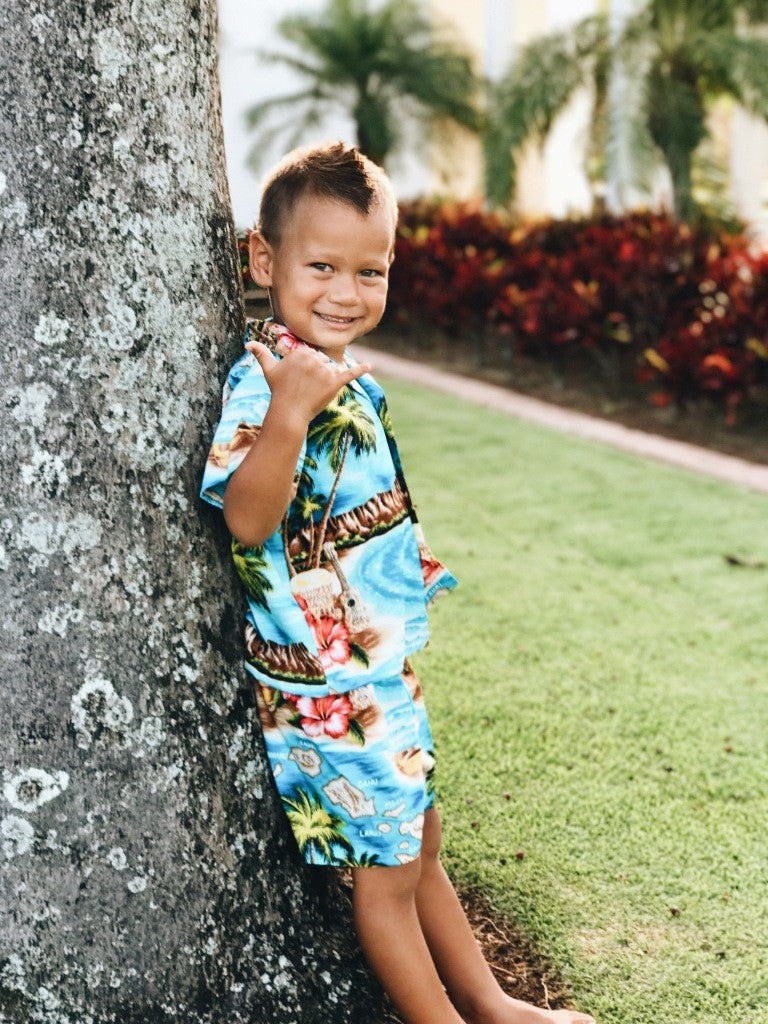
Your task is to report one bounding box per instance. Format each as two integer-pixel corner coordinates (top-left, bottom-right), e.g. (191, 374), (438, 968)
(254, 660), (435, 867)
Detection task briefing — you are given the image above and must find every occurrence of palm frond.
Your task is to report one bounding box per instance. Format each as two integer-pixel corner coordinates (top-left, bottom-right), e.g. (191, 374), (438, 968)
(485, 15), (607, 205)
(244, 88), (332, 131)
(243, 0), (482, 168)
(696, 30), (768, 115)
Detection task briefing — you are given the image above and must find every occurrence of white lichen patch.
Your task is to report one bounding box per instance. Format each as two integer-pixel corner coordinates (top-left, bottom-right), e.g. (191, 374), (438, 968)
(37, 603), (85, 637)
(235, 760), (262, 797)
(17, 512), (102, 557)
(163, 760), (184, 790)
(126, 875), (147, 893)
(70, 674), (134, 749)
(1, 196), (28, 227)
(1, 815), (34, 859)
(10, 381), (56, 429)
(3, 767), (69, 813)
(34, 984), (61, 1013)
(0, 543), (7, 571)
(228, 725), (246, 761)
(30, 12), (52, 43)
(129, 714), (167, 759)
(0, 170), (6, 195)
(33, 312), (71, 347)
(93, 27), (133, 85)
(92, 295), (138, 353)
(135, 715), (166, 748)
(106, 846), (128, 870)
(0, 951), (27, 990)
(141, 161), (171, 194)
(65, 113), (84, 150)
(20, 450), (70, 495)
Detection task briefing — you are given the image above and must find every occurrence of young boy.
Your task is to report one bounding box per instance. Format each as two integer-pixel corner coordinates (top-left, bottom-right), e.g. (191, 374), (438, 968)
(200, 143), (595, 1024)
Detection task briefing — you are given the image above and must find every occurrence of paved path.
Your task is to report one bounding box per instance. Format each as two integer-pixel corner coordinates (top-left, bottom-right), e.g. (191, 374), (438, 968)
(355, 346), (768, 495)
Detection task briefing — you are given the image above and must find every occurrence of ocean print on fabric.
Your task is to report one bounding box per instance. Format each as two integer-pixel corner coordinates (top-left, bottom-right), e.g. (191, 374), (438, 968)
(200, 320), (457, 697)
(254, 661), (435, 866)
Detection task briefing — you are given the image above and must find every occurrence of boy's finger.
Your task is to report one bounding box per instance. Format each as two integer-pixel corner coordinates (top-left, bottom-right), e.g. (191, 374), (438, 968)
(343, 363), (372, 383)
(246, 340), (279, 369)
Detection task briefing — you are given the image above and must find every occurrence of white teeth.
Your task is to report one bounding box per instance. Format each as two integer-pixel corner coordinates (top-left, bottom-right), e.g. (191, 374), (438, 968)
(317, 313), (355, 323)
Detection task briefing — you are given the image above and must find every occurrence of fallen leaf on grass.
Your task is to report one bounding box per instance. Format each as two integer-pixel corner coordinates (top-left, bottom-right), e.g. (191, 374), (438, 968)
(723, 554), (766, 569)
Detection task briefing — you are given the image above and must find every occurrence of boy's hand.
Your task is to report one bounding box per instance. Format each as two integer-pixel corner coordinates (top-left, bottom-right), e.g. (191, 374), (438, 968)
(247, 340), (372, 421)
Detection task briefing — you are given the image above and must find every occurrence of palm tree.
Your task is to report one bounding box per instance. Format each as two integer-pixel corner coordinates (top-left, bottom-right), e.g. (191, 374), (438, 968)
(245, 0), (482, 169)
(486, 0), (768, 219)
(231, 539), (273, 609)
(307, 391), (377, 568)
(283, 454), (324, 576)
(282, 789), (355, 864)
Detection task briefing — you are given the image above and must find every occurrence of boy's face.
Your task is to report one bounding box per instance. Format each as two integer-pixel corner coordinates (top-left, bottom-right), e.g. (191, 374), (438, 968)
(249, 194), (394, 360)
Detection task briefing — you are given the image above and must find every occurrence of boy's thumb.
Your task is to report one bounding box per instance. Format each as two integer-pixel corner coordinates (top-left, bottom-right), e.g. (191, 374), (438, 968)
(246, 339), (278, 370)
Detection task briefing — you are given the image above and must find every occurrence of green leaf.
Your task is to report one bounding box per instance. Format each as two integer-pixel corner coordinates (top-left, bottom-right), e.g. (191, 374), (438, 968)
(348, 718), (366, 745)
(349, 642), (370, 667)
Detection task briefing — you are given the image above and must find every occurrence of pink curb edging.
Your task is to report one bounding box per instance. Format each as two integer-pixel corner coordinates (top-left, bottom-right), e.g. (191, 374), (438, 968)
(354, 346), (768, 495)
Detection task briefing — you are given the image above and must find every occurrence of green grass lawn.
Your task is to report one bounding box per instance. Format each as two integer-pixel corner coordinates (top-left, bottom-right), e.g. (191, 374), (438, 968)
(384, 376), (768, 1024)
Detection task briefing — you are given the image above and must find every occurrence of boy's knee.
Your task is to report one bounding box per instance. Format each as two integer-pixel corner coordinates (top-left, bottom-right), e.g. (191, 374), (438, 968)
(420, 806), (443, 863)
(352, 858), (422, 906)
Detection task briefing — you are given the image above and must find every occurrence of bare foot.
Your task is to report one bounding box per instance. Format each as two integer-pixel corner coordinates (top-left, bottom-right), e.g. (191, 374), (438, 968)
(469, 994), (596, 1024)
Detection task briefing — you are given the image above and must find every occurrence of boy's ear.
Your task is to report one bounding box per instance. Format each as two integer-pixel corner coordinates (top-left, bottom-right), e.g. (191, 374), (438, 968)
(248, 230), (273, 288)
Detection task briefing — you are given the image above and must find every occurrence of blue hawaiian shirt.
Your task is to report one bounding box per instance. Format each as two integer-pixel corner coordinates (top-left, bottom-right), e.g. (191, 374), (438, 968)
(200, 320), (457, 697)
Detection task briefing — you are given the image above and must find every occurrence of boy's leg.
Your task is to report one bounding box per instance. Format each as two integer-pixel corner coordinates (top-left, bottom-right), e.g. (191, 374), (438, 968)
(414, 808), (595, 1024)
(351, 858), (465, 1024)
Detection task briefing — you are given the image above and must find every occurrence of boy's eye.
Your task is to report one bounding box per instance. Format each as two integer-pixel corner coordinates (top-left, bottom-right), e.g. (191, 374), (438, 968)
(310, 262), (333, 272)
(360, 268), (385, 279)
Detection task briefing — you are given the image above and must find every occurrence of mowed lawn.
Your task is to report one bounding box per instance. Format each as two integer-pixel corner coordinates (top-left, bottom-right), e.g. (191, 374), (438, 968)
(383, 376), (768, 1024)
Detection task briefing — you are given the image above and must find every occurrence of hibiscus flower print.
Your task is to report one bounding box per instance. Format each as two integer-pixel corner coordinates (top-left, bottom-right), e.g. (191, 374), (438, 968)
(295, 695), (353, 739)
(310, 615), (352, 670)
(270, 323), (304, 356)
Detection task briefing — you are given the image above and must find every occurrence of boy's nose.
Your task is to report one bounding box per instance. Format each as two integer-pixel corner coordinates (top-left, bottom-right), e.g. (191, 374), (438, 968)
(328, 274), (360, 305)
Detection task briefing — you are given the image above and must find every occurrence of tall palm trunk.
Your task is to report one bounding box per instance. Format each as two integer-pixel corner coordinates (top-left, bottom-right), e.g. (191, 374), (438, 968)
(0, 3), (381, 1019)
(282, 511), (297, 577)
(667, 146), (695, 221)
(311, 433), (352, 568)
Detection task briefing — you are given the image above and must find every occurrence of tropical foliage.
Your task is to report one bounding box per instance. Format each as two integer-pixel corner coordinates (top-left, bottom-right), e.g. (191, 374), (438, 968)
(387, 199), (768, 423)
(282, 788), (354, 864)
(307, 391), (377, 566)
(486, 0), (768, 218)
(244, 0), (481, 168)
(231, 540), (272, 609)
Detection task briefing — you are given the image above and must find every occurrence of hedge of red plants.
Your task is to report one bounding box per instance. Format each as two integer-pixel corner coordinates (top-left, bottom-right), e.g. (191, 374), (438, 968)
(387, 200), (768, 424)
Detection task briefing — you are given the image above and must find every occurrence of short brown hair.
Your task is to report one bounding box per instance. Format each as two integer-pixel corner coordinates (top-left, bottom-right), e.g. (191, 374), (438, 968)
(258, 142), (397, 244)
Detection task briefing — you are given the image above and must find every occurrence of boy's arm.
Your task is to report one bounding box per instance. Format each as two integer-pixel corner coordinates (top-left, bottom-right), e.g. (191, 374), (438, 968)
(223, 341), (370, 547)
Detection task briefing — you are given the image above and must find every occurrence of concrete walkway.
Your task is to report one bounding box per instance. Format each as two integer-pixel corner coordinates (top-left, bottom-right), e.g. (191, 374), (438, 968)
(355, 346), (768, 495)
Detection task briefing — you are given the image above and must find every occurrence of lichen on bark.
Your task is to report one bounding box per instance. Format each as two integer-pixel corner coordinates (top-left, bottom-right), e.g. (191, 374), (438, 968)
(0, 2), (384, 1020)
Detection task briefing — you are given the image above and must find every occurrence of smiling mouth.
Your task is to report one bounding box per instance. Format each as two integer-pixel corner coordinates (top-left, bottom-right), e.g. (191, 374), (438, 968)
(314, 312), (360, 325)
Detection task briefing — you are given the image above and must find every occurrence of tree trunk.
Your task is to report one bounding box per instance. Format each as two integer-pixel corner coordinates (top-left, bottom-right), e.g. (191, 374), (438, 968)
(0, 2), (383, 1021)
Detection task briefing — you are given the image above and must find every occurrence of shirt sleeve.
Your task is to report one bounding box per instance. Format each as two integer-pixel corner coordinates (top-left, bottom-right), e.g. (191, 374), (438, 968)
(199, 353), (306, 510)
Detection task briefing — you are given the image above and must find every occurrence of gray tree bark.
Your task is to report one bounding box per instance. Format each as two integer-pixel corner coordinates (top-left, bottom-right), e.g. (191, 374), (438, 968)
(0, 2), (383, 1021)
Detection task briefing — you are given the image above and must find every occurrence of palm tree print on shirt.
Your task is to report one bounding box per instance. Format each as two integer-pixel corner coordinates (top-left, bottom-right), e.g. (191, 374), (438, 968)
(307, 390), (377, 568)
(282, 453), (324, 577)
(231, 540), (272, 609)
(282, 788), (355, 864)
